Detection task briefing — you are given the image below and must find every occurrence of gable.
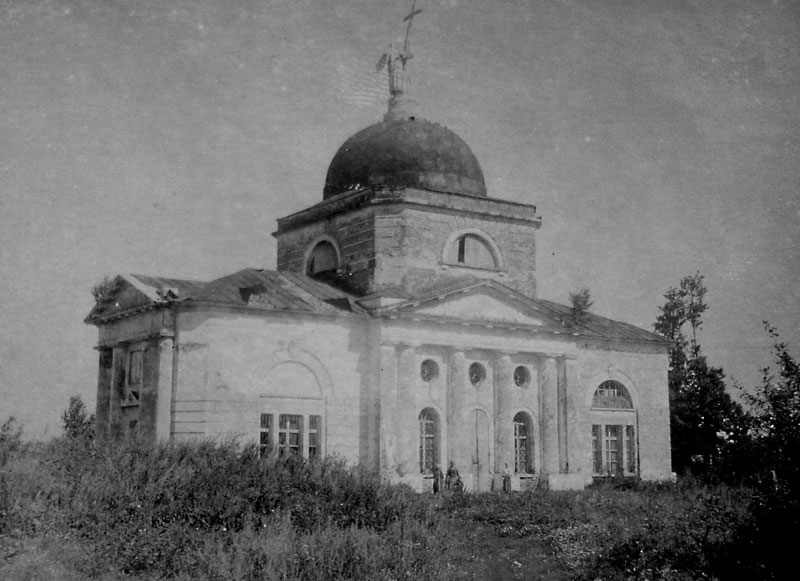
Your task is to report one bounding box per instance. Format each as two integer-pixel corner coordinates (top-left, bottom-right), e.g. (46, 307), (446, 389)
(85, 275), (161, 323)
(409, 292), (547, 326)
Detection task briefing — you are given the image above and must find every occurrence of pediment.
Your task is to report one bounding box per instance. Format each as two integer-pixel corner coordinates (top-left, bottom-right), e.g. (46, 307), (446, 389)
(398, 290), (549, 327)
(85, 275), (160, 323)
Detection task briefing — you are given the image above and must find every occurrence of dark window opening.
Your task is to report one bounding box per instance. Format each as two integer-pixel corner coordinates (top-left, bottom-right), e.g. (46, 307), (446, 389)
(306, 241), (339, 278)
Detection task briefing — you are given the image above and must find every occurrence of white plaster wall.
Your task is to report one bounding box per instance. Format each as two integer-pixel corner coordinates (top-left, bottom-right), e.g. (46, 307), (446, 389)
(573, 345), (672, 481)
(172, 309), (369, 464)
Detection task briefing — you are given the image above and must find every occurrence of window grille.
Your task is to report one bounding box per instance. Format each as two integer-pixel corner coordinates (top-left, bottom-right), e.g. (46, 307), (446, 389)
(513, 413), (533, 473)
(308, 415), (321, 459)
(278, 414), (302, 456)
(418, 409), (437, 474)
(259, 413), (273, 457)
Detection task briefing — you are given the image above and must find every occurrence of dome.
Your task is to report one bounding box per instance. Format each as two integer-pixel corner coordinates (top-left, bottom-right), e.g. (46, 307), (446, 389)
(323, 118), (487, 199)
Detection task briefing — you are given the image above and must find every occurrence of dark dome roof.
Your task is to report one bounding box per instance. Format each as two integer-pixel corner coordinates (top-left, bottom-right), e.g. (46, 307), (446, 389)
(323, 118), (487, 199)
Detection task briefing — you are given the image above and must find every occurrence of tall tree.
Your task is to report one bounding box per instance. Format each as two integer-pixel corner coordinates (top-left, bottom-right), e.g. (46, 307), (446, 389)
(743, 323), (800, 488)
(654, 273), (744, 477)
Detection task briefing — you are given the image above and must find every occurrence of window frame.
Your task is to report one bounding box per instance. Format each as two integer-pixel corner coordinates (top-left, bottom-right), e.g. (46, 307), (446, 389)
(441, 228), (505, 272)
(591, 422), (638, 477)
(513, 412), (534, 474)
(418, 408), (439, 475)
(278, 414), (303, 457)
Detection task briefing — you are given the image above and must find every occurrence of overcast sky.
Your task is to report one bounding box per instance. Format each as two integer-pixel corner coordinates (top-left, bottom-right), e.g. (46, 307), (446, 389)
(1, 0), (798, 437)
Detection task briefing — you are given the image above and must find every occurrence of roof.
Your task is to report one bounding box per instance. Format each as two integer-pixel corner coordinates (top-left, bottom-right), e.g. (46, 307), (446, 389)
(371, 277), (667, 344)
(84, 269), (365, 324)
(323, 118), (487, 199)
(86, 269), (666, 344)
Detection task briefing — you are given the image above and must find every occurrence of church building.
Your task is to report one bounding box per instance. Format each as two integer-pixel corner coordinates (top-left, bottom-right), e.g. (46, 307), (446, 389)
(86, 12), (672, 491)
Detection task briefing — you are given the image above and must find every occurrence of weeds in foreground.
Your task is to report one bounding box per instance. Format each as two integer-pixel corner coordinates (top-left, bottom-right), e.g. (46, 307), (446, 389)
(2, 435), (797, 580)
(2, 438), (448, 580)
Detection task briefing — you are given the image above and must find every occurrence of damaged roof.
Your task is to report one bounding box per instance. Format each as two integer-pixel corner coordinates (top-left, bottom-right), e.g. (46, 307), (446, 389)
(86, 269), (666, 344)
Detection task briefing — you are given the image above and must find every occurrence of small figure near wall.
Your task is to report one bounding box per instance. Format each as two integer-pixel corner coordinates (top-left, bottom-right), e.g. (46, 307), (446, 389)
(432, 465), (443, 494)
(445, 461), (459, 491)
(502, 462), (512, 494)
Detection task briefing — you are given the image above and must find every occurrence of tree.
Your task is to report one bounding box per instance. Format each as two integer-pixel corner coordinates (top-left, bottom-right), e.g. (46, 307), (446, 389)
(0, 416), (23, 467)
(62, 395), (95, 440)
(654, 272), (745, 478)
(743, 323), (800, 489)
(569, 287), (593, 325)
(91, 275), (115, 303)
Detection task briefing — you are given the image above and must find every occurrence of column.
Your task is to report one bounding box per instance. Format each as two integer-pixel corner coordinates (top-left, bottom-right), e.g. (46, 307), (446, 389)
(494, 354), (513, 472)
(155, 336), (174, 441)
(557, 357), (568, 473)
(94, 348), (113, 441)
(379, 345), (398, 477)
(565, 360), (581, 475)
(540, 356), (559, 476)
(109, 347), (125, 438)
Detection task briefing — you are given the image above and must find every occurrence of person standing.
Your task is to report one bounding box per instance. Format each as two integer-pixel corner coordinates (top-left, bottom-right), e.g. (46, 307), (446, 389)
(445, 461), (459, 491)
(433, 465), (443, 494)
(502, 462), (512, 494)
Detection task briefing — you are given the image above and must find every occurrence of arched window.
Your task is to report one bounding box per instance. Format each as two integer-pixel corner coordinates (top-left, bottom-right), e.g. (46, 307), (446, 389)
(453, 234), (497, 269)
(306, 241), (339, 278)
(592, 380), (633, 409)
(418, 408), (439, 474)
(513, 412), (534, 474)
(590, 380), (637, 477)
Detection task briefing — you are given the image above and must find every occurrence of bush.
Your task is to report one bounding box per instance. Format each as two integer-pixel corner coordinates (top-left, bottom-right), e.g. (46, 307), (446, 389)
(0, 437), (447, 579)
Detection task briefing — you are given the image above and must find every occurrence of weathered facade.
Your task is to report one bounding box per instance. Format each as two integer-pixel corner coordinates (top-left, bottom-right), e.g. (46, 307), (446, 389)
(86, 28), (672, 490)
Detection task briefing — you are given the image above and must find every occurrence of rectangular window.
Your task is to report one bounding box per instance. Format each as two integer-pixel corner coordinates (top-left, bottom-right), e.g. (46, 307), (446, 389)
(593, 424), (636, 476)
(626, 425), (636, 474)
(604, 425), (620, 475)
(278, 414), (302, 457)
(259, 413), (273, 457)
(592, 425), (603, 474)
(308, 415), (321, 459)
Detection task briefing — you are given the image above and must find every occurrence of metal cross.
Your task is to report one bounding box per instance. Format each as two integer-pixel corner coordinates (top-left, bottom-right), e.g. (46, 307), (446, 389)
(402, 0), (422, 58)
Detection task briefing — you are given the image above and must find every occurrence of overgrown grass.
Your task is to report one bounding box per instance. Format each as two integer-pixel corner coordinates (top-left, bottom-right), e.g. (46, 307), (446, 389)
(2, 433), (796, 580)
(1, 437), (448, 579)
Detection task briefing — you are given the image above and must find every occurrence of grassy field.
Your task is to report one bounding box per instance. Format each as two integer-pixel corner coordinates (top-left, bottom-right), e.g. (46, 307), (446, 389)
(0, 436), (792, 580)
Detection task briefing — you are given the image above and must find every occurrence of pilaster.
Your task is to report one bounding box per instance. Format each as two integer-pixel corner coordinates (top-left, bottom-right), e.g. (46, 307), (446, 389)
(396, 345), (417, 476)
(379, 344), (398, 477)
(540, 356), (559, 475)
(494, 353), (513, 472)
(447, 350), (467, 472)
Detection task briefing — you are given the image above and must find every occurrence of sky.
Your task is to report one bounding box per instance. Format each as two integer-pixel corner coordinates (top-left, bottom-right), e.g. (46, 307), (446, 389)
(1, 0), (798, 438)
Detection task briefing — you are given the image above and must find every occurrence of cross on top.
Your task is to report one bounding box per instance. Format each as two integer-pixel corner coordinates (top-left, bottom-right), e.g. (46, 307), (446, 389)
(402, 0), (423, 58)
